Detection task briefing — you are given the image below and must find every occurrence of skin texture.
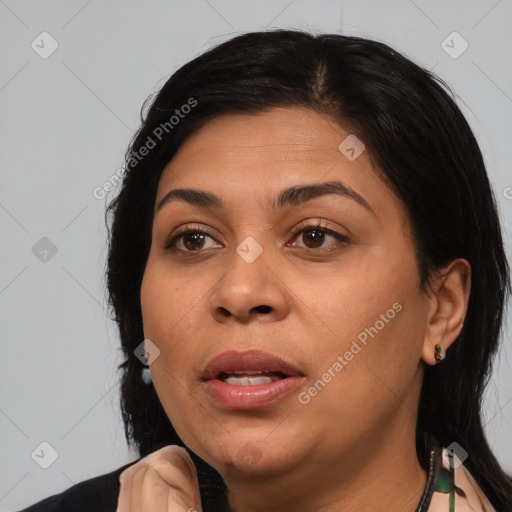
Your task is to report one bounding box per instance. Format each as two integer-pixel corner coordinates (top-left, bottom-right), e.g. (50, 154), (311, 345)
(132, 107), (471, 512)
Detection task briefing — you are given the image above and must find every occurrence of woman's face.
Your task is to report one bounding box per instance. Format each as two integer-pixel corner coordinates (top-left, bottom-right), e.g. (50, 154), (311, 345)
(140, 107), (431, 481)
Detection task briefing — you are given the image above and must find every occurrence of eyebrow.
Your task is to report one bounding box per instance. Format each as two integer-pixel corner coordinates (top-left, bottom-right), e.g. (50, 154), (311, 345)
(155, 180), (375, 216)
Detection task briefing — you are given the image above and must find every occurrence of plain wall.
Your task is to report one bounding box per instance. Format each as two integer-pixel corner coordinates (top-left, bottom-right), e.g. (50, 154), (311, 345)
(1, 1), (511, 510)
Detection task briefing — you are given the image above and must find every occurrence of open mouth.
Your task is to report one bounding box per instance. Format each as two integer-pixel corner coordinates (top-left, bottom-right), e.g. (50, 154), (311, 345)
(201, 349), (305, 410)
(217, 370), (288, 386)
(202, 350), (303, 384)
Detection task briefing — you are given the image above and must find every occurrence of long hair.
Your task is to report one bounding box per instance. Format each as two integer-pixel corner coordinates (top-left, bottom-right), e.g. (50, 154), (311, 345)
(105, 29), (512, 508)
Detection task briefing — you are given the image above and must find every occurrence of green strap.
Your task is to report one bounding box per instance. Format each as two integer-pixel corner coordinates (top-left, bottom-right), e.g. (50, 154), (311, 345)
(449, 457), (455, 512)
(434, 449), (456, 512)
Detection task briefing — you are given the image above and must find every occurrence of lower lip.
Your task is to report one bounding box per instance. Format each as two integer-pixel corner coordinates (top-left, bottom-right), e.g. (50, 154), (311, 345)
(203, 376), (304, 410)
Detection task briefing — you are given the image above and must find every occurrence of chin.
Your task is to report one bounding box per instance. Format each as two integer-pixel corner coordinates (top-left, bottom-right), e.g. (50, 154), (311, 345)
(189, 428), (306, 479)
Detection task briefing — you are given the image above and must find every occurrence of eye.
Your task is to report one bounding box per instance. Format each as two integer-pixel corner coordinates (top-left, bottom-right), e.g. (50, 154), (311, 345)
(164, 225), (222, 252)
(288, 220), (349, 251)
(163, 220), (349, 254)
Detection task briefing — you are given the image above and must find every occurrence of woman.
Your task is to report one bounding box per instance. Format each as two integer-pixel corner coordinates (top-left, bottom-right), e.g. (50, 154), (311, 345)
(20, 29), (511, 512)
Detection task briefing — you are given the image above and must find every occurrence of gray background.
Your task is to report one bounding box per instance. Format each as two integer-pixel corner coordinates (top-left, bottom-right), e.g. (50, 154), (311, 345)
(1, 1), (511, 510)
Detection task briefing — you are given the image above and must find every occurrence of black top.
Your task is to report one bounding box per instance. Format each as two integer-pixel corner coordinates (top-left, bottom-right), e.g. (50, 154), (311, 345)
(16, 459), (138, 512)
(16, 448), (228, 512)
(17, 440), (441, 512)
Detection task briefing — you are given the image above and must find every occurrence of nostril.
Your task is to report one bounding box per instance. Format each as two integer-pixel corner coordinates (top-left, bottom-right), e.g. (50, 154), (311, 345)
(254, 305), (271, 314)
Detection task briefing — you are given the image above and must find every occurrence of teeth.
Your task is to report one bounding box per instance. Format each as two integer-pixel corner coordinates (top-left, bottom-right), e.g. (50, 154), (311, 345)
(217, 371), (287, 385)
(223, 375), (274, 386)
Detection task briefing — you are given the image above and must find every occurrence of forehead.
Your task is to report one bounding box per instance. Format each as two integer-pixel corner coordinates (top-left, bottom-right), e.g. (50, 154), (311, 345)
(159, 107), (372, 184)
(155, 107), (406, 225)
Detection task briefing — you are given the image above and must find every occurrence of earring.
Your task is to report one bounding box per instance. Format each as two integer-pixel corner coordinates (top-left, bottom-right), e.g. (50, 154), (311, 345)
(434, 344), (446, 363)
(142, 366), (153, 385)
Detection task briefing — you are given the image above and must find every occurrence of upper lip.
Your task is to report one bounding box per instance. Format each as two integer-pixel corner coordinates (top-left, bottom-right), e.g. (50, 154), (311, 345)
(202, 349), (304, 380)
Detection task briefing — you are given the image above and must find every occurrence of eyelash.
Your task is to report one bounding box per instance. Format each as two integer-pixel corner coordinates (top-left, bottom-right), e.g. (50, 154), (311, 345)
(163, 220), (349, 253)
(289, 220), (349, 249)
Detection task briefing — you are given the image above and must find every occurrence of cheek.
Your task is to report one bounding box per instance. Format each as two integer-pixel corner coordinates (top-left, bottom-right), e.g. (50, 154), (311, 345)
(302, 246), (426, 393)
(140, 260), (203, 369)
(140, 262), (205, 430)
(306, 249), (415, 342)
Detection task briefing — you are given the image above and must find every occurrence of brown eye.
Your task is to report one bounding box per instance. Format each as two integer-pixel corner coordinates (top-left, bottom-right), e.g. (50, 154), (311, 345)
(289, 222), (349, 251)
(164, 227), (221, 252)
(301, 228), (325, 248)
(182, 232), (207, 250)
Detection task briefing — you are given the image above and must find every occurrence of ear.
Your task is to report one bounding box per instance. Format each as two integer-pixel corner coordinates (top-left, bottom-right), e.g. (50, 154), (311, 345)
(421, 258), (471, 366)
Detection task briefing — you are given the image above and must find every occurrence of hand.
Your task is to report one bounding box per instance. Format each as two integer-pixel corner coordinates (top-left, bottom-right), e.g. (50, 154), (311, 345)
(116, 445), (202, 512)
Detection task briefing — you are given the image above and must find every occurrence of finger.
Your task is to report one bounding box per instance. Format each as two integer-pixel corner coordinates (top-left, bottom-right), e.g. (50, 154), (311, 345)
(116, 445), (202, 512)
(132, 465), (197, 511)
(118, 463), (195, 512)
(151, 446), (200, 491)
(135, 447), (201, 511)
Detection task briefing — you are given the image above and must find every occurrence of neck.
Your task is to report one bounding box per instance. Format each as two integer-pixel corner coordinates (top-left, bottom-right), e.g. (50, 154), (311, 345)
(224, 413), (427, 512)
(225, 439), (426, 512)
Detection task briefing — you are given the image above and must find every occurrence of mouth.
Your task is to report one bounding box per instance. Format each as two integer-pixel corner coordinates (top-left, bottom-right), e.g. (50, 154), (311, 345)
(201, 349), (305, 410)
(216, 370), (288, 386)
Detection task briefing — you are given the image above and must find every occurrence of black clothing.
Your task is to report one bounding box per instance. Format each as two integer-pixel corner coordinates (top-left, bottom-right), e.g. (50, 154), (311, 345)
(17, 459), (137, 512)
(17, 439), (442, 512)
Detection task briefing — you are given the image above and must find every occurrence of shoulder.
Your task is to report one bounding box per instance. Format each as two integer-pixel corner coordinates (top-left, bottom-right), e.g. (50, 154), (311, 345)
(16, 459), (141, 512)
(428, 447), (496, 511)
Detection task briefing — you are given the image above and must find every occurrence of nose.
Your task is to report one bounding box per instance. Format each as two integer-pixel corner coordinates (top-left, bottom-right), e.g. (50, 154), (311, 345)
(208, 241), (290, 324)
